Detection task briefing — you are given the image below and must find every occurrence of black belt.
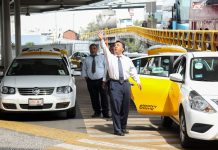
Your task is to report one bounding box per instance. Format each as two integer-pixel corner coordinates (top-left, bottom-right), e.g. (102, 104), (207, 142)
(110, 79), (128, 84)
(87, 78), (102, 81)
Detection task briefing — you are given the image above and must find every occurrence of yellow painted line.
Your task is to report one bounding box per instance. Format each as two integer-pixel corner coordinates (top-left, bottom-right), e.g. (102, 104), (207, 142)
(49, 143), (100, 150)
(0, 120), (176, 150)
(0, 120), (110, 149)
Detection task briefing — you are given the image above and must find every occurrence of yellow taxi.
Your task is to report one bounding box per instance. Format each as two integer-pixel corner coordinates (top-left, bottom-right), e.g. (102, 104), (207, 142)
(130, 45), (187, 116)
(69, 51), (89, 69)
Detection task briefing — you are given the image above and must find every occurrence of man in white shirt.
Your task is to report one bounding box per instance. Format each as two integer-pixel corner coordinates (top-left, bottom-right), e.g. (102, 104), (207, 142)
(98, 32), (142, 136)
(82, 43), (110, 118)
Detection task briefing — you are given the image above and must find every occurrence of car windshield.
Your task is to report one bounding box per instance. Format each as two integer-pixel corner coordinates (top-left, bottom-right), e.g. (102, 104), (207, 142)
(191, 57), (218, 81)
(7, 59), (69, 76)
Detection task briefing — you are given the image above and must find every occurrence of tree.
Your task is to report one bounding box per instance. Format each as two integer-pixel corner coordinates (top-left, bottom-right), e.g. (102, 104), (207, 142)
(80, 13), (116, 34)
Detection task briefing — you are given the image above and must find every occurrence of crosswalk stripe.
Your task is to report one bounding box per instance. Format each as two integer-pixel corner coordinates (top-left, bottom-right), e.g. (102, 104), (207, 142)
(158, 144), (181, 148)
(89, 133), (177, 138)
(54, 143), (99, 150)
(78, 139), (157, 150)
(118, 138), (179, 143)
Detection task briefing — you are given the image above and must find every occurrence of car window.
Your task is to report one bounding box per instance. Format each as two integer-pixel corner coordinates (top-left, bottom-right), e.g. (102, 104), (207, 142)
(139, 56), (170, 77)
(7, 59), (69, 76)
(173, 56), (182, 73)
(191, 57), (218, 81)
(176, 57), (186, 79)
(73, 52), (80, 57)
(81, 52), (89, 57)
(132, 57), (148, 73)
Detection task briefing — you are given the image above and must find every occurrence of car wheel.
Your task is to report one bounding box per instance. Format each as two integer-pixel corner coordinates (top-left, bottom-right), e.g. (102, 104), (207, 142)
(66, 103), (76, 118)
(179, 109), (192, 148)
(161, 116), (173, 128)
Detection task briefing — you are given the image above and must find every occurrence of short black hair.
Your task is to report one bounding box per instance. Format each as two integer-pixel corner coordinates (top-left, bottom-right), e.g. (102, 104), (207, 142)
(89, 43), (97, 49)
(115, 40), (125, 50)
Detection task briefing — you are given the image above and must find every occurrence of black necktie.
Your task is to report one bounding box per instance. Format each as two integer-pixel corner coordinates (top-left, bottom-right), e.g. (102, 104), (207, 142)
(117, 56), (124, 82)
(91, 55), (96, 73)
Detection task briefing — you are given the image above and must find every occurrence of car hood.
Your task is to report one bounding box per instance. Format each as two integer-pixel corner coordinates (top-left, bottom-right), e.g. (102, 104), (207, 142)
(1, 76), (72, 87)
(190, 81), (218, 96)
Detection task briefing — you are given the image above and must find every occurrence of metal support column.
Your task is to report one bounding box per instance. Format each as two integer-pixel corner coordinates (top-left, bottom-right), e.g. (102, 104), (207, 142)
(14, 0), (21, 56)
(0, 3), (4, 67)
(2, 0), (12, 69)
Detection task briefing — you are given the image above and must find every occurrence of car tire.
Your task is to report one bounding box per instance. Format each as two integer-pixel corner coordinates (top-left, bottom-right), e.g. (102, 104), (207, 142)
(179, 109), (193, 148)
(161, 116), (173, 128)
(66, 103), (76, 118)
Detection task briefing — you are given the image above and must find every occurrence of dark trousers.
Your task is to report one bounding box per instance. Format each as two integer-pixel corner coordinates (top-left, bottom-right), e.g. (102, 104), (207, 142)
(86, 78), (109, 115)
(109, 80), (131, 133)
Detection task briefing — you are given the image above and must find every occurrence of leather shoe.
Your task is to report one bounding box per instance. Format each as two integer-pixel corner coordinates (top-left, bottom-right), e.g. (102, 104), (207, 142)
(122, 129), (129, 134)
(114, 132), (125, 136)
(91, 113), (101, 118)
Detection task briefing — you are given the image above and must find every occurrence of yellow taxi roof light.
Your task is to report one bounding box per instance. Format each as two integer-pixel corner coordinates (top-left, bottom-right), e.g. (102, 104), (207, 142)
(21, 47), (68, 57)
(147, 45), (187, 55)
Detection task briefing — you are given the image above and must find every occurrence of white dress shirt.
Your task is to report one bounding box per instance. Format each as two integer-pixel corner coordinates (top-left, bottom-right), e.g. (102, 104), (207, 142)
(100, 40), (140, 84)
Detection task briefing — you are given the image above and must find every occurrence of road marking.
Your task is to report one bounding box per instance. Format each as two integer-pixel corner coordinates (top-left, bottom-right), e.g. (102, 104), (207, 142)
(118, 138), (179, 143)
(53, 143), (100, 150)
(78, 139), (157, 150)
(158, 144), (181, 148)
(89, 133), (177, 138)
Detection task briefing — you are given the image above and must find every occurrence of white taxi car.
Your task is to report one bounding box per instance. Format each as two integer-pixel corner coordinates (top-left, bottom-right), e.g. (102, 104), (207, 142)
(131, 48), (218, 148)
(0, 49), (77, 118)
(169, 52), (218, 147)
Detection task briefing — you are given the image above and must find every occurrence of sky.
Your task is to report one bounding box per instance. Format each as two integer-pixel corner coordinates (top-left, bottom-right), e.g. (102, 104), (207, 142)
(17, 8), (145, 35)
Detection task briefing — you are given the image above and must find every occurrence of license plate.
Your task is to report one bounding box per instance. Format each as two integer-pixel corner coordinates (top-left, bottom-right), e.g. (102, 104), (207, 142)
(28, 98), (43, 106)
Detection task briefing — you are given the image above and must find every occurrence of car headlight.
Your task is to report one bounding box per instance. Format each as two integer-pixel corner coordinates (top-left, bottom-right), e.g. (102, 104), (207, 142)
(189, 90), (216, 113)
(1, 86), (16, 94)
(56, 86), (72, 94)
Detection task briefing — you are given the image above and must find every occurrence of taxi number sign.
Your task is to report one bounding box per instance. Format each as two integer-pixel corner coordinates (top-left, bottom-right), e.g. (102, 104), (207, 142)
(28, 98), (43, 106)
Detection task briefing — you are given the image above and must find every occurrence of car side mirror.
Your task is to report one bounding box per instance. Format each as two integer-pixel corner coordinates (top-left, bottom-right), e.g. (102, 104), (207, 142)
(169, 73), (184, 83)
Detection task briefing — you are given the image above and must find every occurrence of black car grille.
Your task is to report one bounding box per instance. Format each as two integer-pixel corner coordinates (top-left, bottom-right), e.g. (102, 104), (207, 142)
(18, 87), (54, 95)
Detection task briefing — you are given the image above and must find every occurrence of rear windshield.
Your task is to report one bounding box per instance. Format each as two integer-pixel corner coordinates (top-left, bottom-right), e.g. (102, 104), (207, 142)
(7, 59), (69, 76)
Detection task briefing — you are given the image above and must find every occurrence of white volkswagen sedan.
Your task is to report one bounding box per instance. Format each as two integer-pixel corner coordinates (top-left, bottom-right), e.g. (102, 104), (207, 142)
(0, 49), (77, 118)
(169, 52), (218, 147)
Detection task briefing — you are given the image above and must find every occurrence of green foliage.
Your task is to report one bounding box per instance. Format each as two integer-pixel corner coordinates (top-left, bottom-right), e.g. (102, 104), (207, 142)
(80, 13), (116, 34)
(133, 20), (143, 26)
(25, 42), (35, 46)
(123, 38), (146, 53)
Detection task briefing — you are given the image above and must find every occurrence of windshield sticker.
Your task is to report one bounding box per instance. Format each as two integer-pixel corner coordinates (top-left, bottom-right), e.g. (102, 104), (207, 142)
(195, 62), (203, 69)
(58, 70), (65, 75)
(195, 74), (203, 78)
(163, 59), (169, 63)
(12, 63), (18, 67)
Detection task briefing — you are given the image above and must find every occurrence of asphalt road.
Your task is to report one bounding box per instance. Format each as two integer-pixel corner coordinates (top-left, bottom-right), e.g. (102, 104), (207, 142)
(0, 76), (218, 149)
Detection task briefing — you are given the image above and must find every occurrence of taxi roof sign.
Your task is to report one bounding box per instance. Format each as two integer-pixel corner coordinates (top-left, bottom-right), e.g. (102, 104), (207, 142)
(147, 45), (187, 55)
(21, 47), (68, 57)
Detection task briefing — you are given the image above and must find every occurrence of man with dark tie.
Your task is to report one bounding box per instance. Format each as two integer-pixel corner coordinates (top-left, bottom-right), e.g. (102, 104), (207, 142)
(82, 43), (110, 118)
(98, 32), (142, 136)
